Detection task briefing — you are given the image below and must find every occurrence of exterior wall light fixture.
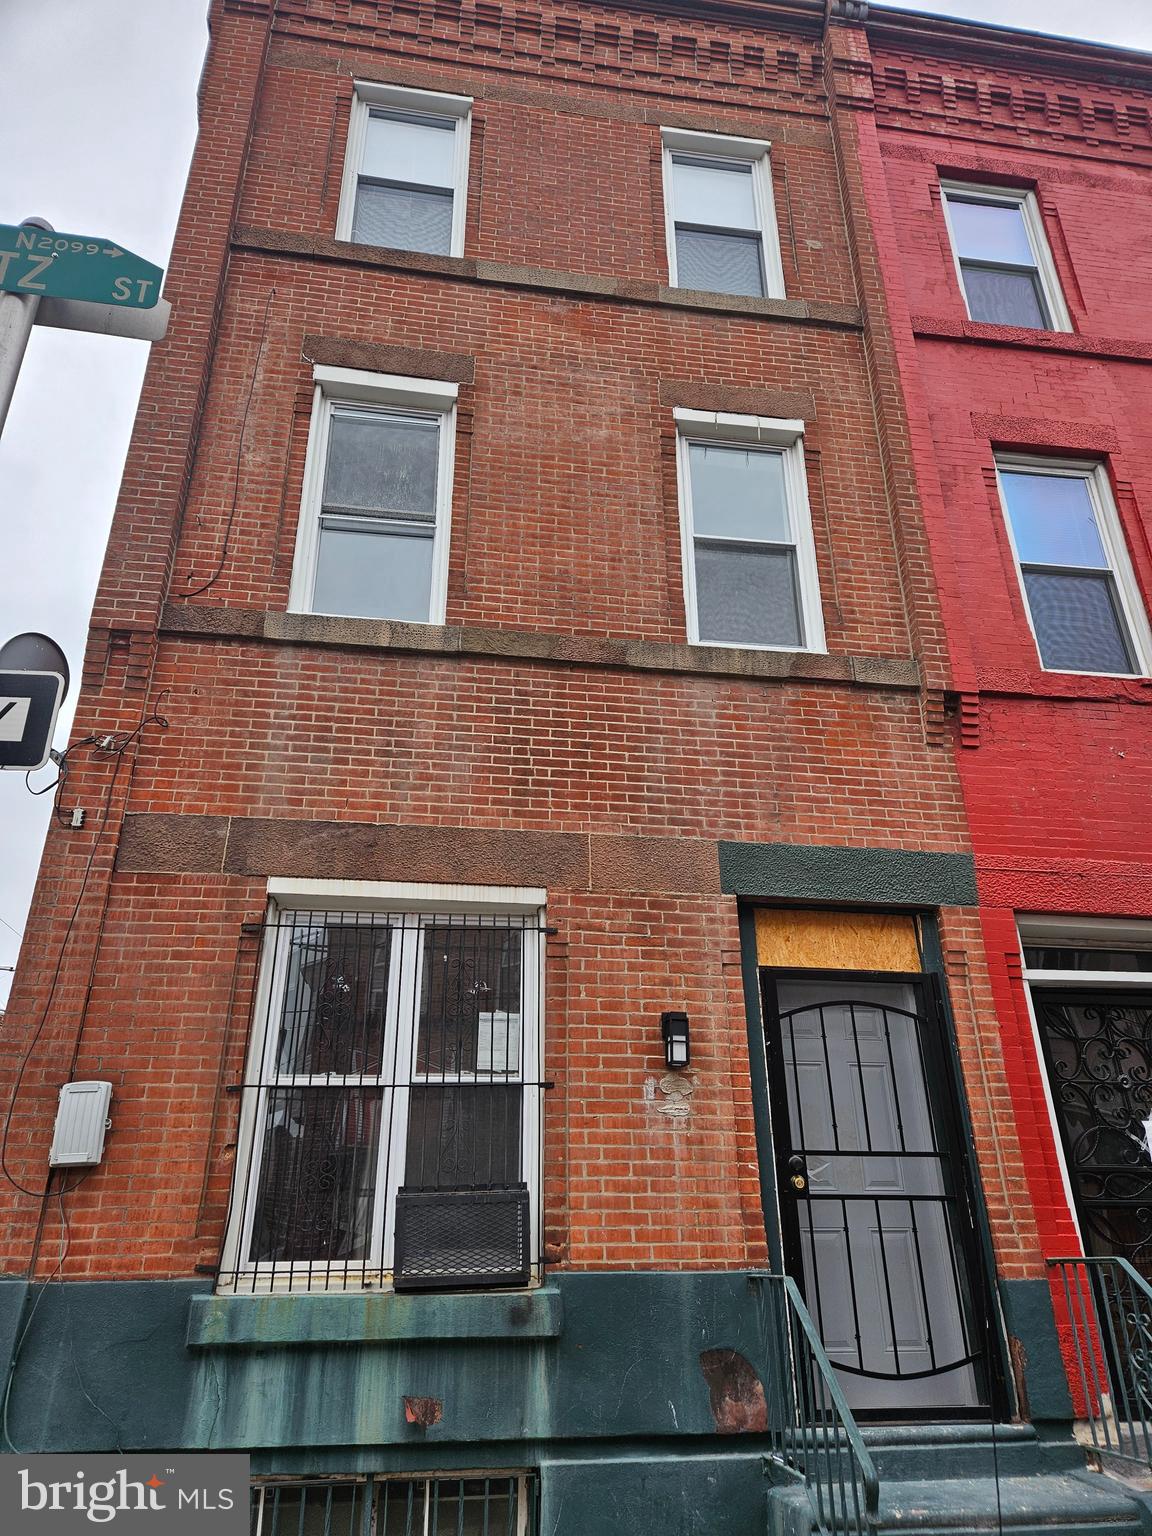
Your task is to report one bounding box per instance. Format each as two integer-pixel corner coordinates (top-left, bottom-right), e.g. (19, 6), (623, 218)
(661, 1010), (691, 1070)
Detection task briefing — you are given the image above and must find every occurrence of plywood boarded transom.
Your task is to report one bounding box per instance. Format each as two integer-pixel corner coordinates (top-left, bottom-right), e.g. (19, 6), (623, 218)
(755, 908), (920, 972)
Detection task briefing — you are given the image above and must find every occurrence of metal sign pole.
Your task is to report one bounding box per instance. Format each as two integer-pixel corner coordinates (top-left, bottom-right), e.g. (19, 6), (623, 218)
(0, 218), (52, 439)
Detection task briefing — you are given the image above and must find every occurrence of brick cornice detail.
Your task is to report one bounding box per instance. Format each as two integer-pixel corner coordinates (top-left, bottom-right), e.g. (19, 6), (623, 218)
(874, 60), (1152, 164)
(268, 41), (833, 141)
(879, 138), (1149, 192)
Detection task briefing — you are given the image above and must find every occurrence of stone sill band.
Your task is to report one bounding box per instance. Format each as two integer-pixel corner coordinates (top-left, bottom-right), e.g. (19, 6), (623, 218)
(159, 604), (921, 691)
(115, 816), (977, 909)
(187, 1286), (564, 1349)
(912, 314), (1152, 365)
(233, 227), (863, 330)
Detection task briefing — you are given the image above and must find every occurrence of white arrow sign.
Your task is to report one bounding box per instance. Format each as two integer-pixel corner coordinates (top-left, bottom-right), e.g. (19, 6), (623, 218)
(0, 696), (31, 741)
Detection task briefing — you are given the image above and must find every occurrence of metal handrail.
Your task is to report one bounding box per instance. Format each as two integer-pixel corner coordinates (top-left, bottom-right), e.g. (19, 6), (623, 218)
(752, 1272), (880, 1534)
(1048, 1256), (1152, 1471)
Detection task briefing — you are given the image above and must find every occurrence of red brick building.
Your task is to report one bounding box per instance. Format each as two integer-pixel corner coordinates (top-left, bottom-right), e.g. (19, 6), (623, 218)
(864, 6), (1152, 1323)
(2, 1), (1151, 1531)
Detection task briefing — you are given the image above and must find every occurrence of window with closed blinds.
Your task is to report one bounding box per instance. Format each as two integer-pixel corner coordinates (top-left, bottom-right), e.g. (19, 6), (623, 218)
(675, 413), (824, 653)
(288, 367), (458, 625)
(354, 111), (457, 254)
(671, 157), (764, 297)
(313, 408), (441, 622)
(996, 460), (1149, 676)
(338, 84), (471, 257)
(662, 130), (783, 300)
(942, 184), (1069, 331)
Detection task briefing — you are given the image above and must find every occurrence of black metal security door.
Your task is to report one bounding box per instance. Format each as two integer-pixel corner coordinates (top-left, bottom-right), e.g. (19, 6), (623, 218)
(1032, 990), (1152, 1276)
(762, 972), (992, 1415)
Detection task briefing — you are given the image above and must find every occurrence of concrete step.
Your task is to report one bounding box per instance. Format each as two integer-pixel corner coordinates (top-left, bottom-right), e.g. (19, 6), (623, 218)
(876, 1471), (1143, 1535)
(862, 1423), (1084, 1483)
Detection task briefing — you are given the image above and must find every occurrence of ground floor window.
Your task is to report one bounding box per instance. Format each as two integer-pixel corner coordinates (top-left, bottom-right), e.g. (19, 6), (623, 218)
(250, 1474), (536, 1536)
(219, 893), (545, 1293)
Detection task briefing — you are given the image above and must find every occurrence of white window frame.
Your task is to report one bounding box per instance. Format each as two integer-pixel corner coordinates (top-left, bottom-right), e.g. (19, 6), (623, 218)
(939, 180), (1071, 332)
(993, 454), (1151, 678)
(674, 409), (825, 653)
(220, 880), (545, 1295)
(661, 128), (786, 299)
(336, 81), (473, 257)
(288, 364), (457, 624)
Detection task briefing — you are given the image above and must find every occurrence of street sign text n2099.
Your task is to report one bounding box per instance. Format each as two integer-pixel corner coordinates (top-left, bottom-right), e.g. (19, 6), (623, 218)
(0, 225), (163, 309)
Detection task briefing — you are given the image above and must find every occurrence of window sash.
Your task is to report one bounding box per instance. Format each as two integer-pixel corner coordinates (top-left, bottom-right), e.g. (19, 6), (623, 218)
(231, 911), (541, 1284)
(291, 389), (455, 624)
(670, 154), (759, 233)
(337, 85), (471, 257)
(956, 259), (1050, 329)
(995, 459), (1150, 677)
(940, 183), (1069, 331)
(661, 132), (784, 299)
(677, 426), (822, 652)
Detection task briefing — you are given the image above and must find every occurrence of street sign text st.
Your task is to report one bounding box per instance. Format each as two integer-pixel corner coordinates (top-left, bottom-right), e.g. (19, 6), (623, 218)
(0, 224), (163, 309)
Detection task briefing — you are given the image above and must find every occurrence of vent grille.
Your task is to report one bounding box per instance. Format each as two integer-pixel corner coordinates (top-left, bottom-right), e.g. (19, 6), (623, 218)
(394, 1184), (530, 1290)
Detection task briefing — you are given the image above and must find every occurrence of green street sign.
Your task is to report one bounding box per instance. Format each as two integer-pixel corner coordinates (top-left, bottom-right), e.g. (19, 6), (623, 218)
(0, 224), (163, 308)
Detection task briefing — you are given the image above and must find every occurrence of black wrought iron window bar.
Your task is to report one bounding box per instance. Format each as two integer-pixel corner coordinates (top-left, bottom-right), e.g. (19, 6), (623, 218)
(218, 909), (545, 1293)
(250, 1473), (537, 1536)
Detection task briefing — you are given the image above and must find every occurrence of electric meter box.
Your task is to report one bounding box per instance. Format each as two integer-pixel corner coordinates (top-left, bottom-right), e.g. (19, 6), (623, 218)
(49, 1081), (113, 1167)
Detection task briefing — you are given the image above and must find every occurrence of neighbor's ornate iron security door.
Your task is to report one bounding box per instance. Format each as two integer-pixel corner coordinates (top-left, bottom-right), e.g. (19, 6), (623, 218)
(762, 972), (993, 1416)
(1032, 990), (1152, 1275)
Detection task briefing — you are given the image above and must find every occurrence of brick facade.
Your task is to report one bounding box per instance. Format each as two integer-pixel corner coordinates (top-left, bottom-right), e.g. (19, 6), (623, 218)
(6, 0), (1147, 1495)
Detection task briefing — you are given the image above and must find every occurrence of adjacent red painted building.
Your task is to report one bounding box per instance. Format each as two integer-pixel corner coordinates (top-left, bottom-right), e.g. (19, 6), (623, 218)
(864, 9), (1152, 1281)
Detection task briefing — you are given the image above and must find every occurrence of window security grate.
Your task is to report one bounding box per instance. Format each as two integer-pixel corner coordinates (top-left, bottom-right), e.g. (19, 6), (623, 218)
(218, 910), (545, 1293)
(250, 1474), (536, 1536)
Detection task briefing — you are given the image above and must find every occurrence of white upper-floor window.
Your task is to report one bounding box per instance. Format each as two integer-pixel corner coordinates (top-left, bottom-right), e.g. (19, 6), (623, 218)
(288, 365), (457, 624)
(661, 129), (785, 300)
(675, 410), (824, 652)
(941, 182), (1070, 332)
(337, 82), (472, 257)
(995, 456), (1151, 676)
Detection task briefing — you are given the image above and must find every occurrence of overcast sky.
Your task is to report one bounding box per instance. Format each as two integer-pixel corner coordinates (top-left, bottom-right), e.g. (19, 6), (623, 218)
(1, 0), (1150, 1006)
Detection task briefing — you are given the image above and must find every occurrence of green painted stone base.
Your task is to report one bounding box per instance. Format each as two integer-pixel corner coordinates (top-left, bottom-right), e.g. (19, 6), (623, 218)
(999, 1277), (1074, 1424)
(539, 1451), (770, 1536)
(0, 1268), (1079, 1536)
